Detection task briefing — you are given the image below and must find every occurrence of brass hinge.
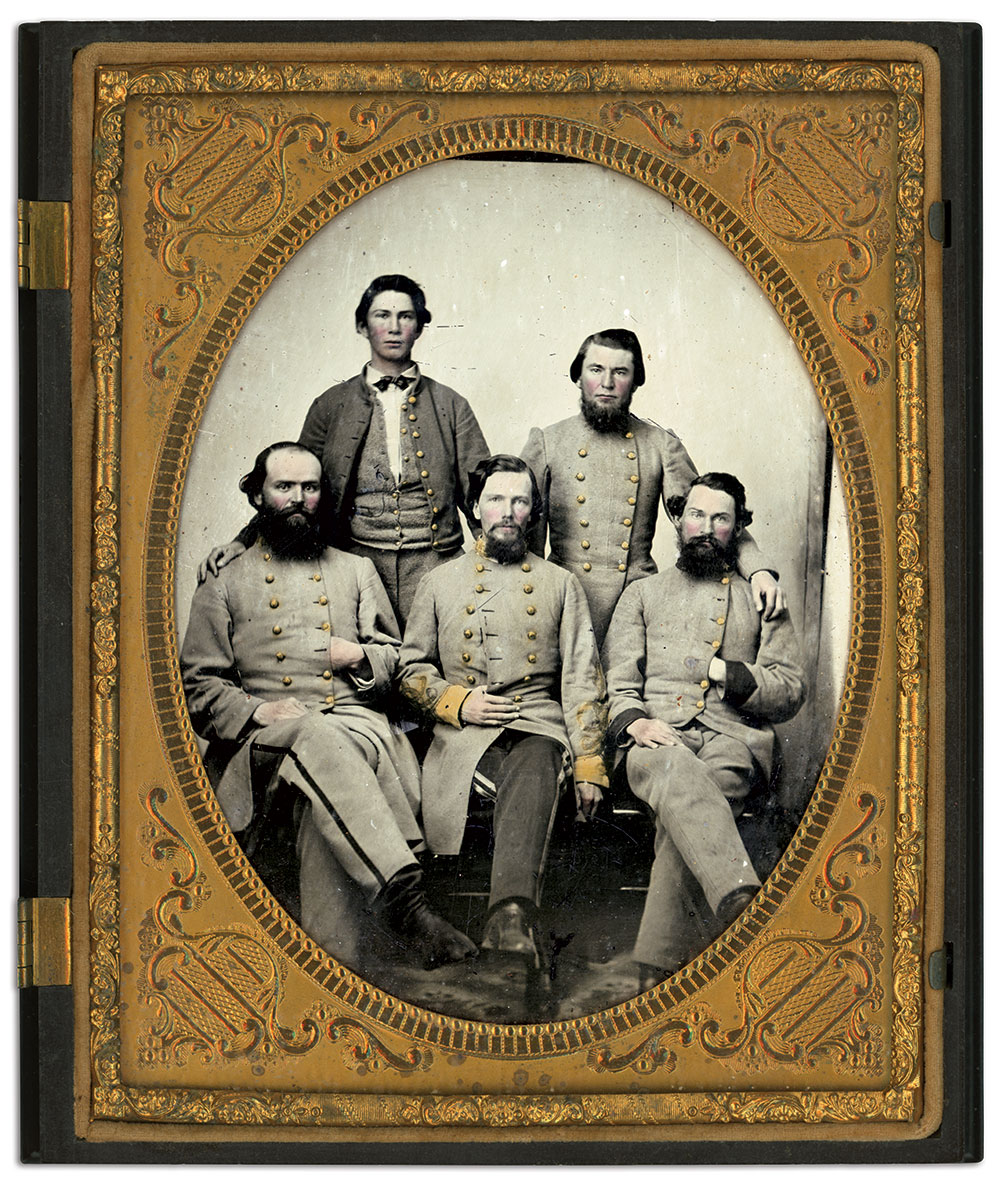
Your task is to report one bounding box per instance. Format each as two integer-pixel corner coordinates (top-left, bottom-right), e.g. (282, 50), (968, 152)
(17, 897), (71, 988)
(17, 200), (70, 290)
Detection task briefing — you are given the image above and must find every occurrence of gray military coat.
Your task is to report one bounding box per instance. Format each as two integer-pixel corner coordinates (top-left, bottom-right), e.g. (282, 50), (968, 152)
(398, 547), (608, 854)
(520, 411), (769, 643)
(181, 541), (420, 836)
(603, 565), (806, 781)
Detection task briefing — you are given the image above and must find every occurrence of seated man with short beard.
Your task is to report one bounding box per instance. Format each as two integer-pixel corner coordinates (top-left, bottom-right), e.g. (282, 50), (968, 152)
(181, 441), (475, 970)
(602, 473), (806, 991)
(398, 455), (608, 968)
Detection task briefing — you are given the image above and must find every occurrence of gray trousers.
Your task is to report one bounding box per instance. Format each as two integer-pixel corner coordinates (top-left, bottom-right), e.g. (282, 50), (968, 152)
(625, 724), (761, 971)
(350, 542), (462, 629)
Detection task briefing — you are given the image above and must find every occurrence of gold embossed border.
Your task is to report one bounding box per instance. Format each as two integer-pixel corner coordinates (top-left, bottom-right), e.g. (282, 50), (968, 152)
(86, 53), (929, 1130)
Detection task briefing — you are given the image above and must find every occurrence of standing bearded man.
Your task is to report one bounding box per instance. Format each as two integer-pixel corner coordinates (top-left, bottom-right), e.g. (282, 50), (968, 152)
(398, 455), (608, 967)
(181, 441), (476, 970)
(603, 472), (806, 990)
(520, 328), (785, 647)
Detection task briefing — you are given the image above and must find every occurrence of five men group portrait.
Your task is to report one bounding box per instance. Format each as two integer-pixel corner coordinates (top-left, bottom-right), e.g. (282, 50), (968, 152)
(181, 273), (808, 1006)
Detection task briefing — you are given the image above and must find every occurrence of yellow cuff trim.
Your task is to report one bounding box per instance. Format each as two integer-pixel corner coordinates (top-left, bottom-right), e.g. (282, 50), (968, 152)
(435, 685), (472, 728)
(574, 754), (608, 787)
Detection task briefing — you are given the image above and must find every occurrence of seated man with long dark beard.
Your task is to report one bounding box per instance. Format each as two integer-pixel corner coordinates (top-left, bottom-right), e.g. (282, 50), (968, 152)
(603, 472), (806, 991)
(181, 441), (476, 970)
(398, 455), (608, 969)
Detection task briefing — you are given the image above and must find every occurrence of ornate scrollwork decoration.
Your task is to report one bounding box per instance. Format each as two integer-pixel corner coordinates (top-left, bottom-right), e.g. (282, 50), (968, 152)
(140, 95), (334, 382)
(323, 1017), (434, 1074)
(333, 98), (439, 152)
(586, 1016), (696, 1075)
(136, 787), (321, 1068)
(422, 63), (615, 92)
(602, 98), (894, 389)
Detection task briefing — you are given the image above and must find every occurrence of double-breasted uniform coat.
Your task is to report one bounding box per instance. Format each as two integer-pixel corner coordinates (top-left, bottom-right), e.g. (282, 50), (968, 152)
(603, 564), (806, 970)
(398, 547), (609, 859)
(181, 541), (424, 954)
(520, 411), (769, 645)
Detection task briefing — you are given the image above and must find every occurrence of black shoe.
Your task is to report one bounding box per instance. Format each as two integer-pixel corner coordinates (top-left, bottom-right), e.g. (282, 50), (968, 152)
(715, 886), (759, 931)
(480, 901), (542, 970)
(637, 962), (671, 993)
(376, 865), (478, 969)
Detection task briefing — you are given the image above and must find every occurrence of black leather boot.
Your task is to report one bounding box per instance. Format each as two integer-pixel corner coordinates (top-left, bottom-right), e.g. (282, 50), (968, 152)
(715, 885), (759, 931)
(375, 865), (477, 969)
(480, 900), (543, 970)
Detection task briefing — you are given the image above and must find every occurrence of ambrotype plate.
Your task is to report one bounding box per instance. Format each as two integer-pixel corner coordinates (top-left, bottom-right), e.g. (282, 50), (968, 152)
(28, 22), (978, 1158)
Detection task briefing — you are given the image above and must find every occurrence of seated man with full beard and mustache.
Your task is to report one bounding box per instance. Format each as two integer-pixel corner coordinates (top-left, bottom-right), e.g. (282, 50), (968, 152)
(602, 473), (806, 993)
(398, 455), (608, 968)
(181, 441), (476, 970)
(520, 328), (785, 648)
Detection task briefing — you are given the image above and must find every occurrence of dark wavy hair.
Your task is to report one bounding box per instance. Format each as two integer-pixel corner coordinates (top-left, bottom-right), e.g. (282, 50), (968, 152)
(666, 472), (753, 529)
(569, 328), (645, 388)
(238, 442), (322, 509)
(467, 454), (544, 529)
(354, 274), (432, 331)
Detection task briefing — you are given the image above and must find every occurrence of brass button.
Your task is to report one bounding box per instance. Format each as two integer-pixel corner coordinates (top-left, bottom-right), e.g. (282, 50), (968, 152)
(513, 695), (522, 703)
(464, 628), (473, 639)
(527, 654), (537, 663)
(265, 574), (275, 583)
(466, 605), (476, 615)
(269, 598), (279, 609)
(400, 428), (408, 435)
(392, 490), (400, 500)
(700, 679), (710, 689)
(475, 583), (485, 593)
(618, 563), (626, 572)
(712, 640), (721, 649)
(576, 472), (585, 481)
(318, 622), (328, 632)
(696, 700), (705, 709)
(581, 540), (590, 549)
(716, 616), (725, 625)
(421, 469), (429, 478)
(522, 563), (531, 572)
(323, 670), (333, 680)
(629, 474), (638, 483)
(627, 451), (636, 460)
(580, 518), (589, 527)
(426, 488), (434, 496)
(432, 506), (439, 514)
(408, 413), (417, 422)
(467, 675), (476, 685)
(262, 552), (271, 561)
(408, 395), (417, 404)
(416, 450), (424, 458)
(583, 562), (592, 571)
(400, 402), (408, 411)
(627, 496), (636, 506)
(577, 495), (586, 504)
(526, 606), (536, 615)
(476, 563), (485, 572)
(325, 695), (335, 705)
(623, 518), (632, 527)
(282, 676), (292, 687)
(625, 431), (634, 439)
(621, 541), (629, 550)
(578, 448), (588, 457)
(272, 625), (282, 636)
(527, 630), (537, 640)
(722, 576), (730, 584)
(462, 652), (471, 663)
(312, 573), (322, 582)
(431, 523), (438, 531)
(403, 456), (410, 463)
(318, 595), (328, 606)
(413, 431), (420, 438)
(523, 675), (531, 683)
(523, 584), (533, 593)
(393, 509), (400, 517)
(275, 652), (285, 661)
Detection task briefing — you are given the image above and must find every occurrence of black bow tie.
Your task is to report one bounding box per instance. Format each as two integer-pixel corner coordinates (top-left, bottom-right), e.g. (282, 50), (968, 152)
(373, 375), (410, 392)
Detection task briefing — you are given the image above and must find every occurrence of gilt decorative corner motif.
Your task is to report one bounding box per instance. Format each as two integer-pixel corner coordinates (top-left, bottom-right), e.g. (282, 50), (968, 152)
(79, 42), (937, 1142)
